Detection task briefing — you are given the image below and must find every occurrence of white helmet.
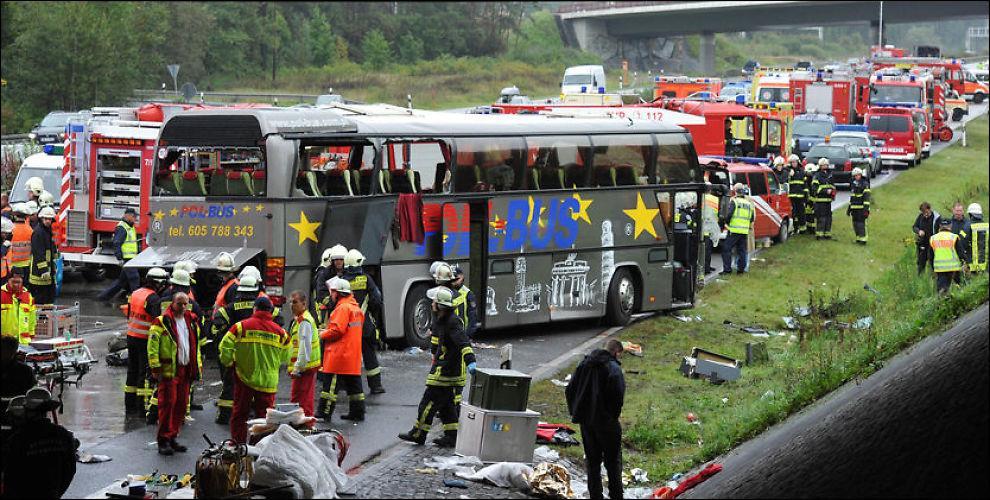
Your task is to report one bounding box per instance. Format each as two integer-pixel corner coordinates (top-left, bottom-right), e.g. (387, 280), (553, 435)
(327, 276), (351, 294)
(344, 248), (365, 268)
(22, 201), (39, 216)
(214, 252), (236, 272)
(788, 154), (800, 163)
(773, 156), (785, 166)
(239, 265), (261, 281)
(320, 248), (334, 267)
(25, 177), (45, 196)
(147, 267), (169, 282)
(806, 163), (819, 173)
(433, 262), (454, 283)
(426, 286), (455, 308)
(329, 244), (347, 262)
(169, 268), (192, 287)
(174, 260), (197, 274)
(968, 203), (983, 216)
(38, 191), (56, 208)
(237, 274), (259, 292)
(1, 217), (14, 233)
(817, 157), (830, 168)
(38, 206), (56, 219)
(851, 167), (864, 177)
(429, 261), (446, 278)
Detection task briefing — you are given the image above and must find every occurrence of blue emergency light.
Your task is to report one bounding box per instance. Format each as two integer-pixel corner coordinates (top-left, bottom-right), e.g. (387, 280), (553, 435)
(580, 86), (588, 93)
(598, 87), (605, 94)
(909, 75), (916, 82)
(655, 76), (660, 82)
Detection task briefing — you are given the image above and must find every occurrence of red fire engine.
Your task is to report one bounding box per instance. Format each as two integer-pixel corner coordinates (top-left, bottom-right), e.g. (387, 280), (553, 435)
(789, 72), (858, 124)
(662, 100), (791, 159)
(864, 105), (924, 168)
(653, 76), (723, 100)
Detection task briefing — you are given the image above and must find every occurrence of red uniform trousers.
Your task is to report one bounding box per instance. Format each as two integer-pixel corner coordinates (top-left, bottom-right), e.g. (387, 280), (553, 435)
(290, 368), (318, 418)
(231, 375), (276, 445)
(157, 363), (192, 443)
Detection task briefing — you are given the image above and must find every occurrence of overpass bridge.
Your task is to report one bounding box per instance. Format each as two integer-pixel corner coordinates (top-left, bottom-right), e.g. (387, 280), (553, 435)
(555, 1), (989, 72)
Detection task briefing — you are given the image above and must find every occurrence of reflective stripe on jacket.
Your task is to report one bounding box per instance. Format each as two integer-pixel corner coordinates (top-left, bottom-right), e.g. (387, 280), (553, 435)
(147, 307), (202, 380)
(426, 313), (476, 387)
(289, 310), (322, 372)
(117, 221), (138, 260)
(849, 178), (871, 209)
(727, 197), (754, 235)
(1, 284), (36, 344)
(969, 221), (988, 272)
(319, 294), (364, 376)
(219, 310), (291, 393)
(10, 221), (32, 267)
(127, 287), (156, 339)
(29, 223), (56, 286)
(930, 231), (962, 272)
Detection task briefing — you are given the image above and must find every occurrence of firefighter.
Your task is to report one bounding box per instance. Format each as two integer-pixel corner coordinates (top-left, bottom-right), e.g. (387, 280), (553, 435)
(786, 154), (808, 234)
(804, 162), (818, 235)
(1, 216), (13, 287)
(38, 191), (56, 209)
(720, 183), (754, 275)
(219, 296), (291, 445)
(398, 286), (477, 447)
(211, 274), (264, 425)
(148, 292), (201, 456)
(450, 265), (479, 339)
(287, 290), (321, 418)
(846, 168), (871, 245)
(97, 208), (141, 303)
(317, 278), (366, 422)
(966, 203), (987, 273)
(159, 269), (204, 320)
(314, 244), (347, 326)
(342, 248), (386, 394)
(701, 182), (722, 275)
(25, 177), (44, 202)
(772, 155), (790, 184)
(23, 201), (40, 229)
(930, 218), (967, 295)
(9, 204), (34, 281)
(1, 274), (36, 345)
(28, 206), (57, 305)
(220, 265), (263, 310)
(212, 252), (239, 309)
(123, 267), (168, 417)
(811, 158), (836, 240)
(429, 262), (455, 352)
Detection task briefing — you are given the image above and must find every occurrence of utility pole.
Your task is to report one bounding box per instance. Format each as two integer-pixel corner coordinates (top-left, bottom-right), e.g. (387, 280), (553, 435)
(878, 1), (884, 47)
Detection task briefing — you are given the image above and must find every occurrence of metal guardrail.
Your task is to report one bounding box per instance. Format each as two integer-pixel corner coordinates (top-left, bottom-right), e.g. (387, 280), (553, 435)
(1, 133), (31, 144)
(132, 89), (321, 104)
(555, 1), (671, 14)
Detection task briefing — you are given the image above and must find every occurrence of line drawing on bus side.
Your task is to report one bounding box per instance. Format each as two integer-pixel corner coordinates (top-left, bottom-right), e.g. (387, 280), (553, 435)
(548, 253), (596, 308)
(506, 256), (541, 313)
(601, 219), (615, 304)
(486, 286), (499, 316)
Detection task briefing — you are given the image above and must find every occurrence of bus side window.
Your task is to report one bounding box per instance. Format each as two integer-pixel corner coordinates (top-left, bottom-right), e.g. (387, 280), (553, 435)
(385, 141), (449, 194)
(655, 133), (697, 184)
(525, 136), (592, 190)
(453, 137), (525, 192)
(590, 134), (652, 187)
(656, 191), (674, 236)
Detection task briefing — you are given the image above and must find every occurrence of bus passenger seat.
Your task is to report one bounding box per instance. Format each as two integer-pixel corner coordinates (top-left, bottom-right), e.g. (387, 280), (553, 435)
(614, 165), (637, 186)
(432, 163), (448, 193)
(538, 167), (564, 190)
(157, 171), (179, 195)
(529, 168), (540, 190)
(209, 169), (229, 196)
(379, 169), (392, 194)
(250, 170), (266, 196)
(563, 163), (585, 188)
(359, 170), (374, 194)
(180, 171), (207, 196)
(303, 171), (323, 197)
(225, 170), (253, 196)
(390, 170), (412, 193)
(454, 164), (480, 192)
(408, 169), (421, 193)
(325, 169), (353, 196)
(594, 165), (616, 187)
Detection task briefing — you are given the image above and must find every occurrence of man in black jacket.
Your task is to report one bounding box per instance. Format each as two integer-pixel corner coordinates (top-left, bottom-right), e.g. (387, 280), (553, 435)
(1, 387), (78, 498)
(566, 339), (625, 500)
(97, 208), (141, 303)
(912, 202), (941, 274)
(28, 206), (57, 304)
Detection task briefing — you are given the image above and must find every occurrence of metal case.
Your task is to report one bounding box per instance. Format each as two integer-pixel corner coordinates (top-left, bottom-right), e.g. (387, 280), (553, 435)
(455, 403), (540, 463)
(468, 368), (531, 411)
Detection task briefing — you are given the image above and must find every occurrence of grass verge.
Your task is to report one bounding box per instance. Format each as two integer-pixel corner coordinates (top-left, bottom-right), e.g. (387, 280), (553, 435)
(528, 115), (990, 481)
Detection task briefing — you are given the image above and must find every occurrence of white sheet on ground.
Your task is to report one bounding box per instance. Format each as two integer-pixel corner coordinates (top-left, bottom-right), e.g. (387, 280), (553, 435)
(455, 462), (534, 490)
(253, 425), (337, 498)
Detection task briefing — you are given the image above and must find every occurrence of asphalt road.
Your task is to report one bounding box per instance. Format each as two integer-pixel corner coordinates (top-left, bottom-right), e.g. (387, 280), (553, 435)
(683, 304), (989, 498)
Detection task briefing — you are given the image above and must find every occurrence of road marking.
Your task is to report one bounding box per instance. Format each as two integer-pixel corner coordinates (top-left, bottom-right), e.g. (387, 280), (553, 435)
(529, 325), (623, 381)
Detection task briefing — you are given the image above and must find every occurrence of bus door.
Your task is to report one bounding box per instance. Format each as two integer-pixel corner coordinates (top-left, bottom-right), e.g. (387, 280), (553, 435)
(651, 191), (678, 306)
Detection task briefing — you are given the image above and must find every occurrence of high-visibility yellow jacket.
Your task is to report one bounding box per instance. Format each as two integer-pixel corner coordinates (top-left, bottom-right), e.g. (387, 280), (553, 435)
(930, 230), (963, 272)
(970, 220), (988, 272)
(219, 310), (291, 393)
(288, 310), (321, 373)
(147, 307), (202, 380)
(727, 197), (754, 235)
(1, 283), (36, 344)
(117, 221), (138, 260)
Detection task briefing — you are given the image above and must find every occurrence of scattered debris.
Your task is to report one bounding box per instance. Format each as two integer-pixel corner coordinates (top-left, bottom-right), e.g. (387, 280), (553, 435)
(472, 343), (499, 349)
(721, 397), (729, 404)
(528, 462), (574, 499)
(863, 283), (880, 295)
(424, 455), (483, 474)
(437, 488), (448, 495)
(652, 463), (723, 499)
(406, 347), (425, 355)
(694, 315), (703, 322)
(94, 321), (105, 326)
(456, 462), (532, 490)
(761, 390), (775, 400)
(674, 314), (693, 322)
(793, 306), (812, 317)
(621, 341), (643, 357)
(415, 468), (438, 475)
(77, 453), (112, 463)
(749, 332), (770, 338)
(680, 347), (742, 384)
(209, 381), (223, 387)
(536, 423), (580, 446)
(781, 316), (799, 330)
(533, 445), (559, 463)
(444, 478), (469, 489)
(631, 468), (649, 483)
(624, 487), (655, 499)
(853, 316), (874, 329)
(550, 374), (572, 387)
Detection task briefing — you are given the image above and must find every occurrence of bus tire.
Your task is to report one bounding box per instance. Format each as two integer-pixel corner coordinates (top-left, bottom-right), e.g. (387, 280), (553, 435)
(605, 268), (636, 326)
(403, 283), (434, 349)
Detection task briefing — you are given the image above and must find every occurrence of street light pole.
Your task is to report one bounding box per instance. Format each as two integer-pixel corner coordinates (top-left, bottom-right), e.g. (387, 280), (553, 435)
(878, 1), (884, 47)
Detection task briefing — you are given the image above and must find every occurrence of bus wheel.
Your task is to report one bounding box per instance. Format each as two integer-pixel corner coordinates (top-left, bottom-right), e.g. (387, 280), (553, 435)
(605, 268), (636, 326)
(403, 283), (433, 349)
(80, 265), (106, 282)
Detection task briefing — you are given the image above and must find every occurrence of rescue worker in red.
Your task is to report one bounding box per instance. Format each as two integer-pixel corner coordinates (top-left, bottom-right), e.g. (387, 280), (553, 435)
(219, 296), (291, 445)
(317, 277), (366, 422)
(399, 286), (476, 447)
(123, 267), (168, 416)
(1, 273), (36, 345)
(148, 292), (201, 455)
(287, 290), (321, 419)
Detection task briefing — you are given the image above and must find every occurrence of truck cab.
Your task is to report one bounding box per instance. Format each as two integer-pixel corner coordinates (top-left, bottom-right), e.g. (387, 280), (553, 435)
(962, 69), (988, 103)
(561, 65), (607, 95)
(790, 113), (836, 159)
(654, 76), (723, 100)
(865, 106), (923, 168)
(670, 101), (788, 159)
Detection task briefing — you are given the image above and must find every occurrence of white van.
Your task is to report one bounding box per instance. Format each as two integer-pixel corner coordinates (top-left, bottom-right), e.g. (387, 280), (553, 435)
(9, 151), (64, 205)
(561, 65), (607, 95)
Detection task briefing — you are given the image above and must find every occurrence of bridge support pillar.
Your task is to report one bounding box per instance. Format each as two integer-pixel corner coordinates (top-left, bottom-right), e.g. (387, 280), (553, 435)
(699, 31), (715, 75)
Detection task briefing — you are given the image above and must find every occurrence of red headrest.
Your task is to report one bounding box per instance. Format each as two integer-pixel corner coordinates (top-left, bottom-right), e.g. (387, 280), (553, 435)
(251, 171), (266, 179)
(227, 171), (242, 180)
(182, 171), (198, 180)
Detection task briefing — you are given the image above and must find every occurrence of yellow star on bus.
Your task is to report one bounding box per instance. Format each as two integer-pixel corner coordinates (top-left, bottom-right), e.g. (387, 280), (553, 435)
(623, 192), (659, 239)
(153, 210), (165, 221)
(169, 207), (179, 217)
(255, 204), (265, 212)
(288, 211), (321, 245)
(570, 192), (593, 225)
(243, 205), (252, 214)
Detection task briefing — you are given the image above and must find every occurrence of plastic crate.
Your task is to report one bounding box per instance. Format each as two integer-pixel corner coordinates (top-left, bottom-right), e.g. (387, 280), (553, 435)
(35, 302), (80, 340)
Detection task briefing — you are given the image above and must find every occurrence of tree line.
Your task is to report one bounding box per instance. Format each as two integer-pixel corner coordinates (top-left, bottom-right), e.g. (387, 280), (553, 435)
(1, 1), (554, 132)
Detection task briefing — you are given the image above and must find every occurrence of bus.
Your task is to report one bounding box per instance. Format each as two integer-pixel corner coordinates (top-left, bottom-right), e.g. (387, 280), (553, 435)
(127, 106), (707, 347)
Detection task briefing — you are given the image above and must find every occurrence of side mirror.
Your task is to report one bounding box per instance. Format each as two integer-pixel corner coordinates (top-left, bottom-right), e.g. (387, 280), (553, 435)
(873, 140), (885, 147)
